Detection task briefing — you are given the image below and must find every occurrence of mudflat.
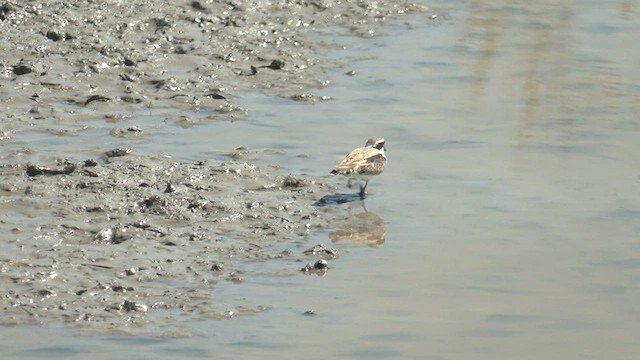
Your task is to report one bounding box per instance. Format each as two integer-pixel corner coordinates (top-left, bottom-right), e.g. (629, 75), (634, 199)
(0, 0), (427, 335)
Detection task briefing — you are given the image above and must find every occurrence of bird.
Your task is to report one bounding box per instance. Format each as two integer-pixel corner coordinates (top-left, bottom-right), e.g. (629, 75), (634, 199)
(330, 137), (387, 198)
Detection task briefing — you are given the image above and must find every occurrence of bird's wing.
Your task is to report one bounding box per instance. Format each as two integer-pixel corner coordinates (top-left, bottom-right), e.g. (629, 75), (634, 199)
(331, 147), (382, 174)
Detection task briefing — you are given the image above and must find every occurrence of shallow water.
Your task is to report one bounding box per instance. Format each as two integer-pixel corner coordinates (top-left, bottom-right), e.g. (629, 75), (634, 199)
(4, 0), (640, 359)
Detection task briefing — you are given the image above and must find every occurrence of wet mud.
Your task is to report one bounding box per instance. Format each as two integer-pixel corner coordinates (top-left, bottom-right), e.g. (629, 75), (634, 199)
(1, 151), (337, 335)
(0, 0), (425, 335)
(1, 0), (428, 129)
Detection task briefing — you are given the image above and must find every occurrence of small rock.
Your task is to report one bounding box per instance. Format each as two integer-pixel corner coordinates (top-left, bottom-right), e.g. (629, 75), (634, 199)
(46, 30), (62, 41)
(283, 175), (303, 188)
(191, 1), (206, 11)
(123, 57), (136, 66)
(124, 267), (138, 276)
(84, 94), (111, 106)
(301, 259), (329, 274)
(26, 163), (76, 176)
(104, 148), (130, 158)
(121, 300), (147, 312)
(313, 259), (328, 270)
(206, 92), (226, 100)
(266, 59), (285, 70)
(112, 285), (126, 293)
(13, 64), (32, 75)
(211, 263), (224, 272)
(37, 289), (55, 297)
(94, 228), (115, 244)
(83, 159), (98, 167)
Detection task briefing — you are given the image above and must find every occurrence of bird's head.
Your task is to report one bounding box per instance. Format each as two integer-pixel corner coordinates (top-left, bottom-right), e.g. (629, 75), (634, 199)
(366, 137), (386, 151)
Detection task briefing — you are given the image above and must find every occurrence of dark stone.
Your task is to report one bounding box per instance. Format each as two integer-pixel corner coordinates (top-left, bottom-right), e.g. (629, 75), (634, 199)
(104, 148), (130, 157)
(123, 57), (135, 66)
(84, 159), (98, 167)
(121, 300), (138, 312)
(46, 30), (62, 41)
(13, 65), (32, 75)
(26, 163), (76, 177)
(0, 3), (14, 21)
(313, 259), (328, 270)
(211, 263), (224, 272)
(206, 92), (226, 99)
(283, 175), (303, 188)
(191, 1), (206, 11)
(84, 94), (111, 105)
(266, 59), (284, 70)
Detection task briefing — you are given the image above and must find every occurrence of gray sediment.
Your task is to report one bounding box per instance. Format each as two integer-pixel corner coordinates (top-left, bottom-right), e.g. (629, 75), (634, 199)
(0, 0), (429, 335)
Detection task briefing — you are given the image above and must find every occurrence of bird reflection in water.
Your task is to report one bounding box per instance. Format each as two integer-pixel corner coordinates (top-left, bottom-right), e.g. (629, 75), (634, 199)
(328, 201), (386, 248)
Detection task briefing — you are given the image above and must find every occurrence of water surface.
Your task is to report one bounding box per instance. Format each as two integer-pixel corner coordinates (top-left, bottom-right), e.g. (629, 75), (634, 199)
(3, 0), (640, 359)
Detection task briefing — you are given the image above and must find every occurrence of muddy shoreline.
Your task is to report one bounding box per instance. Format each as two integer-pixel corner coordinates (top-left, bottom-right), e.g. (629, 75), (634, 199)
(1, 0), (428, 128)
(1, 152), (343, 336)
(0, 0), (427, 335)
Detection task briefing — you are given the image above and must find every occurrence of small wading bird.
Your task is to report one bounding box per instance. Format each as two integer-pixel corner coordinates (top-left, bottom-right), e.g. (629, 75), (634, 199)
(330, 137), (387, 199)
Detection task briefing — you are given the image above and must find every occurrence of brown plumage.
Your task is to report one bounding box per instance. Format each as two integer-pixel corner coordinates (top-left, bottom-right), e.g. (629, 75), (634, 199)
(330, 137), (387, 198)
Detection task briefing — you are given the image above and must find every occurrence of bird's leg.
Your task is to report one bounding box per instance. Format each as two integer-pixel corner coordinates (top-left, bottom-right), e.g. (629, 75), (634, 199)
(359, 181), (368, 199)
(359, 200), (369, 213)
(347, 178), (353, 188)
